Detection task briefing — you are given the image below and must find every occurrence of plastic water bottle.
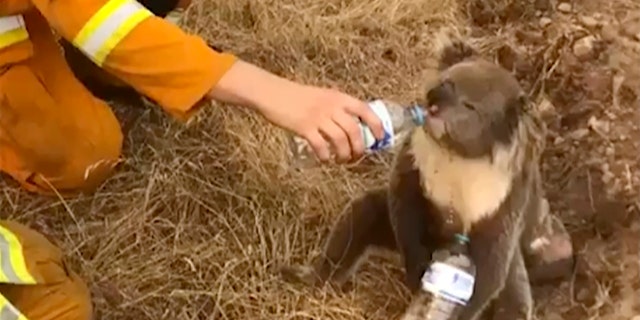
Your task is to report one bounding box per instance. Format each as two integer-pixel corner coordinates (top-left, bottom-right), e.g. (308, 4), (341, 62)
(288, 99), (426, 168)
(165, 8), (185, 25)
(402, 234), (476, 320)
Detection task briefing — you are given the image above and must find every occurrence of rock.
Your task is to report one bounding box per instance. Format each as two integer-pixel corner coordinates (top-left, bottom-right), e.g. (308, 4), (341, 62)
(557, 2), (572, 13)
(605, 146), (615, 157)
(600, 172), (616, 185)
(568, 128), (589, 140)
(577, 288), (591, 301)
(536, 97), (556, 118)
(573, 36), (596, 60)
(540, 17), (552, 27)
(588, 115), (610, 135)
(554, 136), (565, 145)
(579, 15), (599, 28)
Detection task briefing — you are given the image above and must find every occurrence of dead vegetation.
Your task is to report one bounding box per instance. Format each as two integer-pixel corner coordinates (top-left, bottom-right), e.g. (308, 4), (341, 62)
(2, 0), (640, 319)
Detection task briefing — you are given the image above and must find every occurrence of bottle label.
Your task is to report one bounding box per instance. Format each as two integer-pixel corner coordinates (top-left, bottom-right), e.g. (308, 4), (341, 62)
(421, 261), (475, 306)
(363, 100), (394, 151)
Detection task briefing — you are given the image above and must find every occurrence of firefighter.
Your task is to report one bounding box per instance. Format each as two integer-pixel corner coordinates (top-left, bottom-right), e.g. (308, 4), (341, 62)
(0, 0), (385, 197)
(0, 1), (385, 319)
(0, 220), (92, 320)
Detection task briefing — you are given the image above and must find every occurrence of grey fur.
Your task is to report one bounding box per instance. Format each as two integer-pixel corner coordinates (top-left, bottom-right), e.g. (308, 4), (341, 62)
(279, 41), (574, 320)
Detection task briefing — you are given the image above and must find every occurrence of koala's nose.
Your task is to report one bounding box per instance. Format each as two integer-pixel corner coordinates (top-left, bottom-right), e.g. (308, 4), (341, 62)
(427, 105), (440, 116)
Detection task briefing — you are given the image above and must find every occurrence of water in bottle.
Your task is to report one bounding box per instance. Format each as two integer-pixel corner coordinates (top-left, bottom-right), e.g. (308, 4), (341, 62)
(288, 99), (426, 168)
(401, 233), (476, 320)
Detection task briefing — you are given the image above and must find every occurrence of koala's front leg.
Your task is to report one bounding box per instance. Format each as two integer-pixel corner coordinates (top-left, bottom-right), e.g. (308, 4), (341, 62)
(458, 213), (521, 320)
(491, 246), (533, 320)
(389, 197), (433, 293)
(388, 147), (435, 293)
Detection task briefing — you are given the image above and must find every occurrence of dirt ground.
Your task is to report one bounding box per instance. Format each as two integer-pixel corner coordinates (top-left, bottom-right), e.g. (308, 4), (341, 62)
(2, 0), (640, 319)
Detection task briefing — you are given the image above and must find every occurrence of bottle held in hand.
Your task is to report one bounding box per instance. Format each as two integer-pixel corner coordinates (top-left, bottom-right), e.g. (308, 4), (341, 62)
(288, 99), (426, 168)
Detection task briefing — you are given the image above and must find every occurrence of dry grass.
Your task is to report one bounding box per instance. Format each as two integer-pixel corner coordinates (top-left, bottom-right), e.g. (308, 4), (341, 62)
(2, 0), (640, 319)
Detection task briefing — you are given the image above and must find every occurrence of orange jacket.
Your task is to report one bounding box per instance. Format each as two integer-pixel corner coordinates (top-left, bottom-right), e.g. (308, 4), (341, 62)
(0, 0), (237, 195)
(0, 0), (237, 120)
(0, 220), (92, 320)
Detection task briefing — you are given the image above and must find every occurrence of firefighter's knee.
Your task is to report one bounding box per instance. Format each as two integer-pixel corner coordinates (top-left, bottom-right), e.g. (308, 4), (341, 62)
(0, 64), (124, 196)
(28, 113), (124, 195)
(0, 220), (93, 320)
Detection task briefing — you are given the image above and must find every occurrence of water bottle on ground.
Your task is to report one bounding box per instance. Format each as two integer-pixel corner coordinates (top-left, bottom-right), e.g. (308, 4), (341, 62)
(288, 99), (426, 168)
(402, 233), (476, 320)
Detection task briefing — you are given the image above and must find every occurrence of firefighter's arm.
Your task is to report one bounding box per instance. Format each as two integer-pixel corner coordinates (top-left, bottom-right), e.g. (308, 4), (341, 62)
(30, 0), (237, 122)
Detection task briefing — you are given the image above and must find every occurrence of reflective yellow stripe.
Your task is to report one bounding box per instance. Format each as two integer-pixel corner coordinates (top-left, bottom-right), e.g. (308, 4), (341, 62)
(0, 225), (36, 285)
(0, 15), (28, 49)
(72, 0), (152, 66)
(0, 294), (27, 320)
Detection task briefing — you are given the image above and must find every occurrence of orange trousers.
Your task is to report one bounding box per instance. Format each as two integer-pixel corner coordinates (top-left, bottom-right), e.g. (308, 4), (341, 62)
(0, 2), (237, 196)
(0, 220), (92, 320)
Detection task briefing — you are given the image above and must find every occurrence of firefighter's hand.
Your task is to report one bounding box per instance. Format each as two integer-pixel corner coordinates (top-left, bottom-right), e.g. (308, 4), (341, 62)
(262, 84), (385, 162)
(209, 60), (384, 163)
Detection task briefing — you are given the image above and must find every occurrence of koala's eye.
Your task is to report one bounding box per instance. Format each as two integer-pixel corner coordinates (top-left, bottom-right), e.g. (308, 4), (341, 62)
(462, 102), (476, 111)
(427, 80), (456, 105)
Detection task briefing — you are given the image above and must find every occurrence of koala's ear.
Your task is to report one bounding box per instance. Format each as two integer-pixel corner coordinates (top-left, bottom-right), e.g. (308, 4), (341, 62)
(438, 41), (478, 71)
(520, 93), (535, 114)
(510, 92), (529, 113)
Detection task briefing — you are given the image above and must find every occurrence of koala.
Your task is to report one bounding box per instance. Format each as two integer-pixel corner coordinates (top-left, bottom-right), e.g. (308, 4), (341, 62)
(280, 41), (575, 320)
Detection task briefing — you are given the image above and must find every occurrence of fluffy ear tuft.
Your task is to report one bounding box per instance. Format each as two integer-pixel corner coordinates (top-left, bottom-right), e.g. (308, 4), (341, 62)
(438, 40), (479, 70)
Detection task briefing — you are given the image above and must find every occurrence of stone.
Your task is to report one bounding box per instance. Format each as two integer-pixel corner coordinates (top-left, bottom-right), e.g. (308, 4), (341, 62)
(573, 36), (596, 59)
(568, 128), (589, 140)
(588, 115), (610, 135)
(540, 17), (552, 27)
(557, 2), (572, 13)
(579, 15), (599, 28)
(536, 97), (556, 118)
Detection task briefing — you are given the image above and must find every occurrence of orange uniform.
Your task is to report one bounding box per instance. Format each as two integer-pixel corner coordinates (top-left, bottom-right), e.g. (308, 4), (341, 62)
(0, 220), (92, 320)
(0, 0), (237, 197)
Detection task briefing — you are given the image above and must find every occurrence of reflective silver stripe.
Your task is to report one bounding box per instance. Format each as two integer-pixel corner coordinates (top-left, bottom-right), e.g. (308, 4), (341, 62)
(0, 15), (25, 34)
(0, 233), (21, 283)
(0, 298), (23, 320)
(78, 1), (144, 59)
(73, 0), (152, 66)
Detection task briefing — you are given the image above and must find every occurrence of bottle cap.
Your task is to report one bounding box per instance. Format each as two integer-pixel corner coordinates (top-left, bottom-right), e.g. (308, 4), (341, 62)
(454, 233), (469, 244)
(409, 104), (426, 126)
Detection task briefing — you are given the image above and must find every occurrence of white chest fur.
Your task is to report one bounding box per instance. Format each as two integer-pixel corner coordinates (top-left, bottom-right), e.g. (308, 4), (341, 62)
(408, 129), (514, 227)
